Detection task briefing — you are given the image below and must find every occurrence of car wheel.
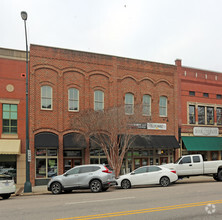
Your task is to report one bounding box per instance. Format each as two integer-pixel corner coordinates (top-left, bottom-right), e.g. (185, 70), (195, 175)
(213, 174), (219, 181)
(1, 194), (11, 199)
(121, 179), (131, 189)
(217, 170), (222, 181)
(160, 176), (170, 187)
(51, 182), (62, 194)
(102, 187), (109, 192)
(90, 180), (102, 193)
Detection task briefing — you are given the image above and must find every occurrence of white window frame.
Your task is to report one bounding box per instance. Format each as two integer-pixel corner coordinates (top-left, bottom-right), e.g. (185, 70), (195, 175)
(142, 95), (151, 116)
(159, 96), (167, 117)
(94, 90), (104, 111)
(41, 86), (53, 110)
(68, 88), (79, 112)
(125, 93), (134, 115)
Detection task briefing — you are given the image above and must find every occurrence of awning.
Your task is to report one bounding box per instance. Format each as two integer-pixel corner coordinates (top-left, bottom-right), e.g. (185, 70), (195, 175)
(35, 132), (59, 148)
(131, 135), (179, 149)
(182, 136), (222, 151)
(0, 139), (21, 154)
(63, 133), (86, 149)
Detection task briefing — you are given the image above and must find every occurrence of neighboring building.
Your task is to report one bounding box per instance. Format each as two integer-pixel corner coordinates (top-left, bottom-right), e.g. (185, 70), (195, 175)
(0, 48), (27, 186)
(176, 59), (222, 160)
(29, 45), (180, 186)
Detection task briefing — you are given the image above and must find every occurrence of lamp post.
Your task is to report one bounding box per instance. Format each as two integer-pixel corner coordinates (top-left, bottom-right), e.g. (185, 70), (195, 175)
(21, 11), (32, 192)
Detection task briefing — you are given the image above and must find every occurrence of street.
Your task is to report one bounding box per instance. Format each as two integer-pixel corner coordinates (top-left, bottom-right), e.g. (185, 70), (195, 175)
(0, 177), (222, 220)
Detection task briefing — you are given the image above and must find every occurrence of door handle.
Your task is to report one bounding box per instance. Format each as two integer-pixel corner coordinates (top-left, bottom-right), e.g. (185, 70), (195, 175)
(189, 164), (192, 166)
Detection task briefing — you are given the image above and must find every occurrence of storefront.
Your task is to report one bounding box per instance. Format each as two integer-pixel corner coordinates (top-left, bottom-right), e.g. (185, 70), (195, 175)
(0, 139), (21, 183)
(63, 133), (86, 172)
(34, 132), (59, 185)
(89, 135), (179, 175)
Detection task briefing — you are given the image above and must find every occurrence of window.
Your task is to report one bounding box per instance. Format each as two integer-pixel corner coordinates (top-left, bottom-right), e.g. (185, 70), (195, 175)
(159, 96), (167, 117)
(189, 91), (195, 96)
(36, 148), (57, 178)
(68, 88), (79, 111)
(134, 167), (147, 174)
(189, 105), (195, 124)
(142, 95), (151, 116)
(148, 166), (161, 172)
(41, 86), (52, 110)
(216, 94), (222, 99)
(203, 93), (209, 98)
(193, 156), (200, 163)
(94, 90), (104, 111)
(2, 104), (17, 134)
(217, 107), (222, 125)
(66, 167), (80, 175)
(125, 93), (134, 115)
(179, 156), (191, 164)
(198, 106), (205, 124)
(207, 107), (214, 125)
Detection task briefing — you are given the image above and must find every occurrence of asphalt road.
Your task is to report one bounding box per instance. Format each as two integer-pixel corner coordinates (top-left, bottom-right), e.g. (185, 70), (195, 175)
(0, 177), (222, 220)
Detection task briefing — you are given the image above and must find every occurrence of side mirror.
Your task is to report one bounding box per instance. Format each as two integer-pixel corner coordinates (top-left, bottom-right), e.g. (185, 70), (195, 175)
(179, 161), (183, 165)
(130, 172), (135, 175)
(63, 173), (68, 177)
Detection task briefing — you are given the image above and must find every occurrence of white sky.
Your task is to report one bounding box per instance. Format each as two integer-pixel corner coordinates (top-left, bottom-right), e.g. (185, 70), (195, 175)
(1, 0), (222, 72)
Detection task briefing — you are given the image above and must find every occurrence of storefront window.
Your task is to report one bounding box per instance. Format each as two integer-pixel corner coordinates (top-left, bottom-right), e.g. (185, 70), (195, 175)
(217, 108), (222, 125)
(198, 106), (205, 124)
(207, 107), (214, 125)
(90, 149), (107, 164)
(36, 148), (57, 178)
(64, 150), (81, 157)
(189, 105), (195, 124)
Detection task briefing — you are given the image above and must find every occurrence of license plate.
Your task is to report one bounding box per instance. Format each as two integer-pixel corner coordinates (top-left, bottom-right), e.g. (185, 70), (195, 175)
(4, 182), (9, 186)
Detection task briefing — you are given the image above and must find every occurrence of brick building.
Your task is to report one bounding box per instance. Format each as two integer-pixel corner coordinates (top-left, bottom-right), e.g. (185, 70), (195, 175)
(0, 48), (27, 186)
(29, 45), (179, 186)
(176, 59), (222, 160)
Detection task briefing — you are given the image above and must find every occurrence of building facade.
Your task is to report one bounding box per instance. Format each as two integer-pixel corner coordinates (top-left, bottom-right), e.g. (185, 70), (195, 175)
(0, 48), (27, 186)
(176, 59), (222, 160)
(29, 45), (179, 186)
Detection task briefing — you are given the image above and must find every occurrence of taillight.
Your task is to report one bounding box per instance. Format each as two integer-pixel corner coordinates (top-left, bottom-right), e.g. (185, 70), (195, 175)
(171, 170), (176, 174)
(102, 166), (112, 173)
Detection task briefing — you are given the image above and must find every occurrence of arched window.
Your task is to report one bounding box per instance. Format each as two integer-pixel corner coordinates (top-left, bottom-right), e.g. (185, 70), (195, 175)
(142, 95), (151, 116)
(94, 90), (104, 111)
(159, 96), (167, 116)
(125, 93), (134, 115)
(68, 88), (79, 111)
(41, 86), (52, 110)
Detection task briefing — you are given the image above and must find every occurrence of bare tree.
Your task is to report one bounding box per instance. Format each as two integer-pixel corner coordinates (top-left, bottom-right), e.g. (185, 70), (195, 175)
(71, 105), (143, 177)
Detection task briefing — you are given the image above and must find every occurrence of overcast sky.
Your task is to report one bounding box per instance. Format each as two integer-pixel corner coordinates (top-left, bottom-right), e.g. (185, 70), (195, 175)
(1, 0), (222, 72)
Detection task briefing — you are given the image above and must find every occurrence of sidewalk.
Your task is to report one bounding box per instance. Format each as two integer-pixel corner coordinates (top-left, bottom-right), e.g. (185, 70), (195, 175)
(14, 185), (49, 196)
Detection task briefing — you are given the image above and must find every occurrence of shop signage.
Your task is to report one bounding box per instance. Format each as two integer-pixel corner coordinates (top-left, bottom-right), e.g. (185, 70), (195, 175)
(128, 123), (147, 129)
(193, 127), (219, 136)
(147, 123), (167, 130)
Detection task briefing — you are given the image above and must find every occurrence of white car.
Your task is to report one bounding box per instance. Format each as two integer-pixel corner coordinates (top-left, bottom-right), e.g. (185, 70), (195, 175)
(116, 165), (178, 189)
(0, 174), (16, 199)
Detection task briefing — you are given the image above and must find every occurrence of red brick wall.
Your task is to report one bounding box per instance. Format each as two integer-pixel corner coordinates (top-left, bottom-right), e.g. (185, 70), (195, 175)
(29, 45), (179, 184)
(0, 55), (26, 153)
(176, 59), (222, 134)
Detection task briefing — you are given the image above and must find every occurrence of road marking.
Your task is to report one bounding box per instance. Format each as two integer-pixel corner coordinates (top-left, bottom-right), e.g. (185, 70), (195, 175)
(57, 199), (222, 220)
(65, 197), (135, 205)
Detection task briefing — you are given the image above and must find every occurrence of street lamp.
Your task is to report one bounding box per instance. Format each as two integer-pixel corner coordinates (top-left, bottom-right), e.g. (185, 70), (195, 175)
(21, 11), (32, 193)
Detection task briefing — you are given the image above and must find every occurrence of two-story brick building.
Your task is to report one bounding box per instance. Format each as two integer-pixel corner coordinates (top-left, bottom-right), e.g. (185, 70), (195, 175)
(176, 59), (222, 161)
(29, 45), (180, 186)
(0, 48), (27, 186)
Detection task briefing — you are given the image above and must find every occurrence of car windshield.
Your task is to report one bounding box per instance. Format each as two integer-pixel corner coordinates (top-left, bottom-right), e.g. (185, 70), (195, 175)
(174, 157), (181, 164)
(0, 175), (12, 181)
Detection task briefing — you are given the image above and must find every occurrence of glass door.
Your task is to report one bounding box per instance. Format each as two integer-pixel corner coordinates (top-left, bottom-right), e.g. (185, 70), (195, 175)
(64, 159), (82, 173)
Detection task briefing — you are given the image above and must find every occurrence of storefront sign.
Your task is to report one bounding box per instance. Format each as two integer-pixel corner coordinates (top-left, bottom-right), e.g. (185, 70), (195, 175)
(147, 123), (167, 130)
(193, 127), (219, 136)
(128, 123), (147, 129)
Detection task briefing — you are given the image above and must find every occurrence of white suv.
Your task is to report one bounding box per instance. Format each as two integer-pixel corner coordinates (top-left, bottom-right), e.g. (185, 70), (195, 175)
(48, 164), (116, 194)
(0, 175), (16, 199)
